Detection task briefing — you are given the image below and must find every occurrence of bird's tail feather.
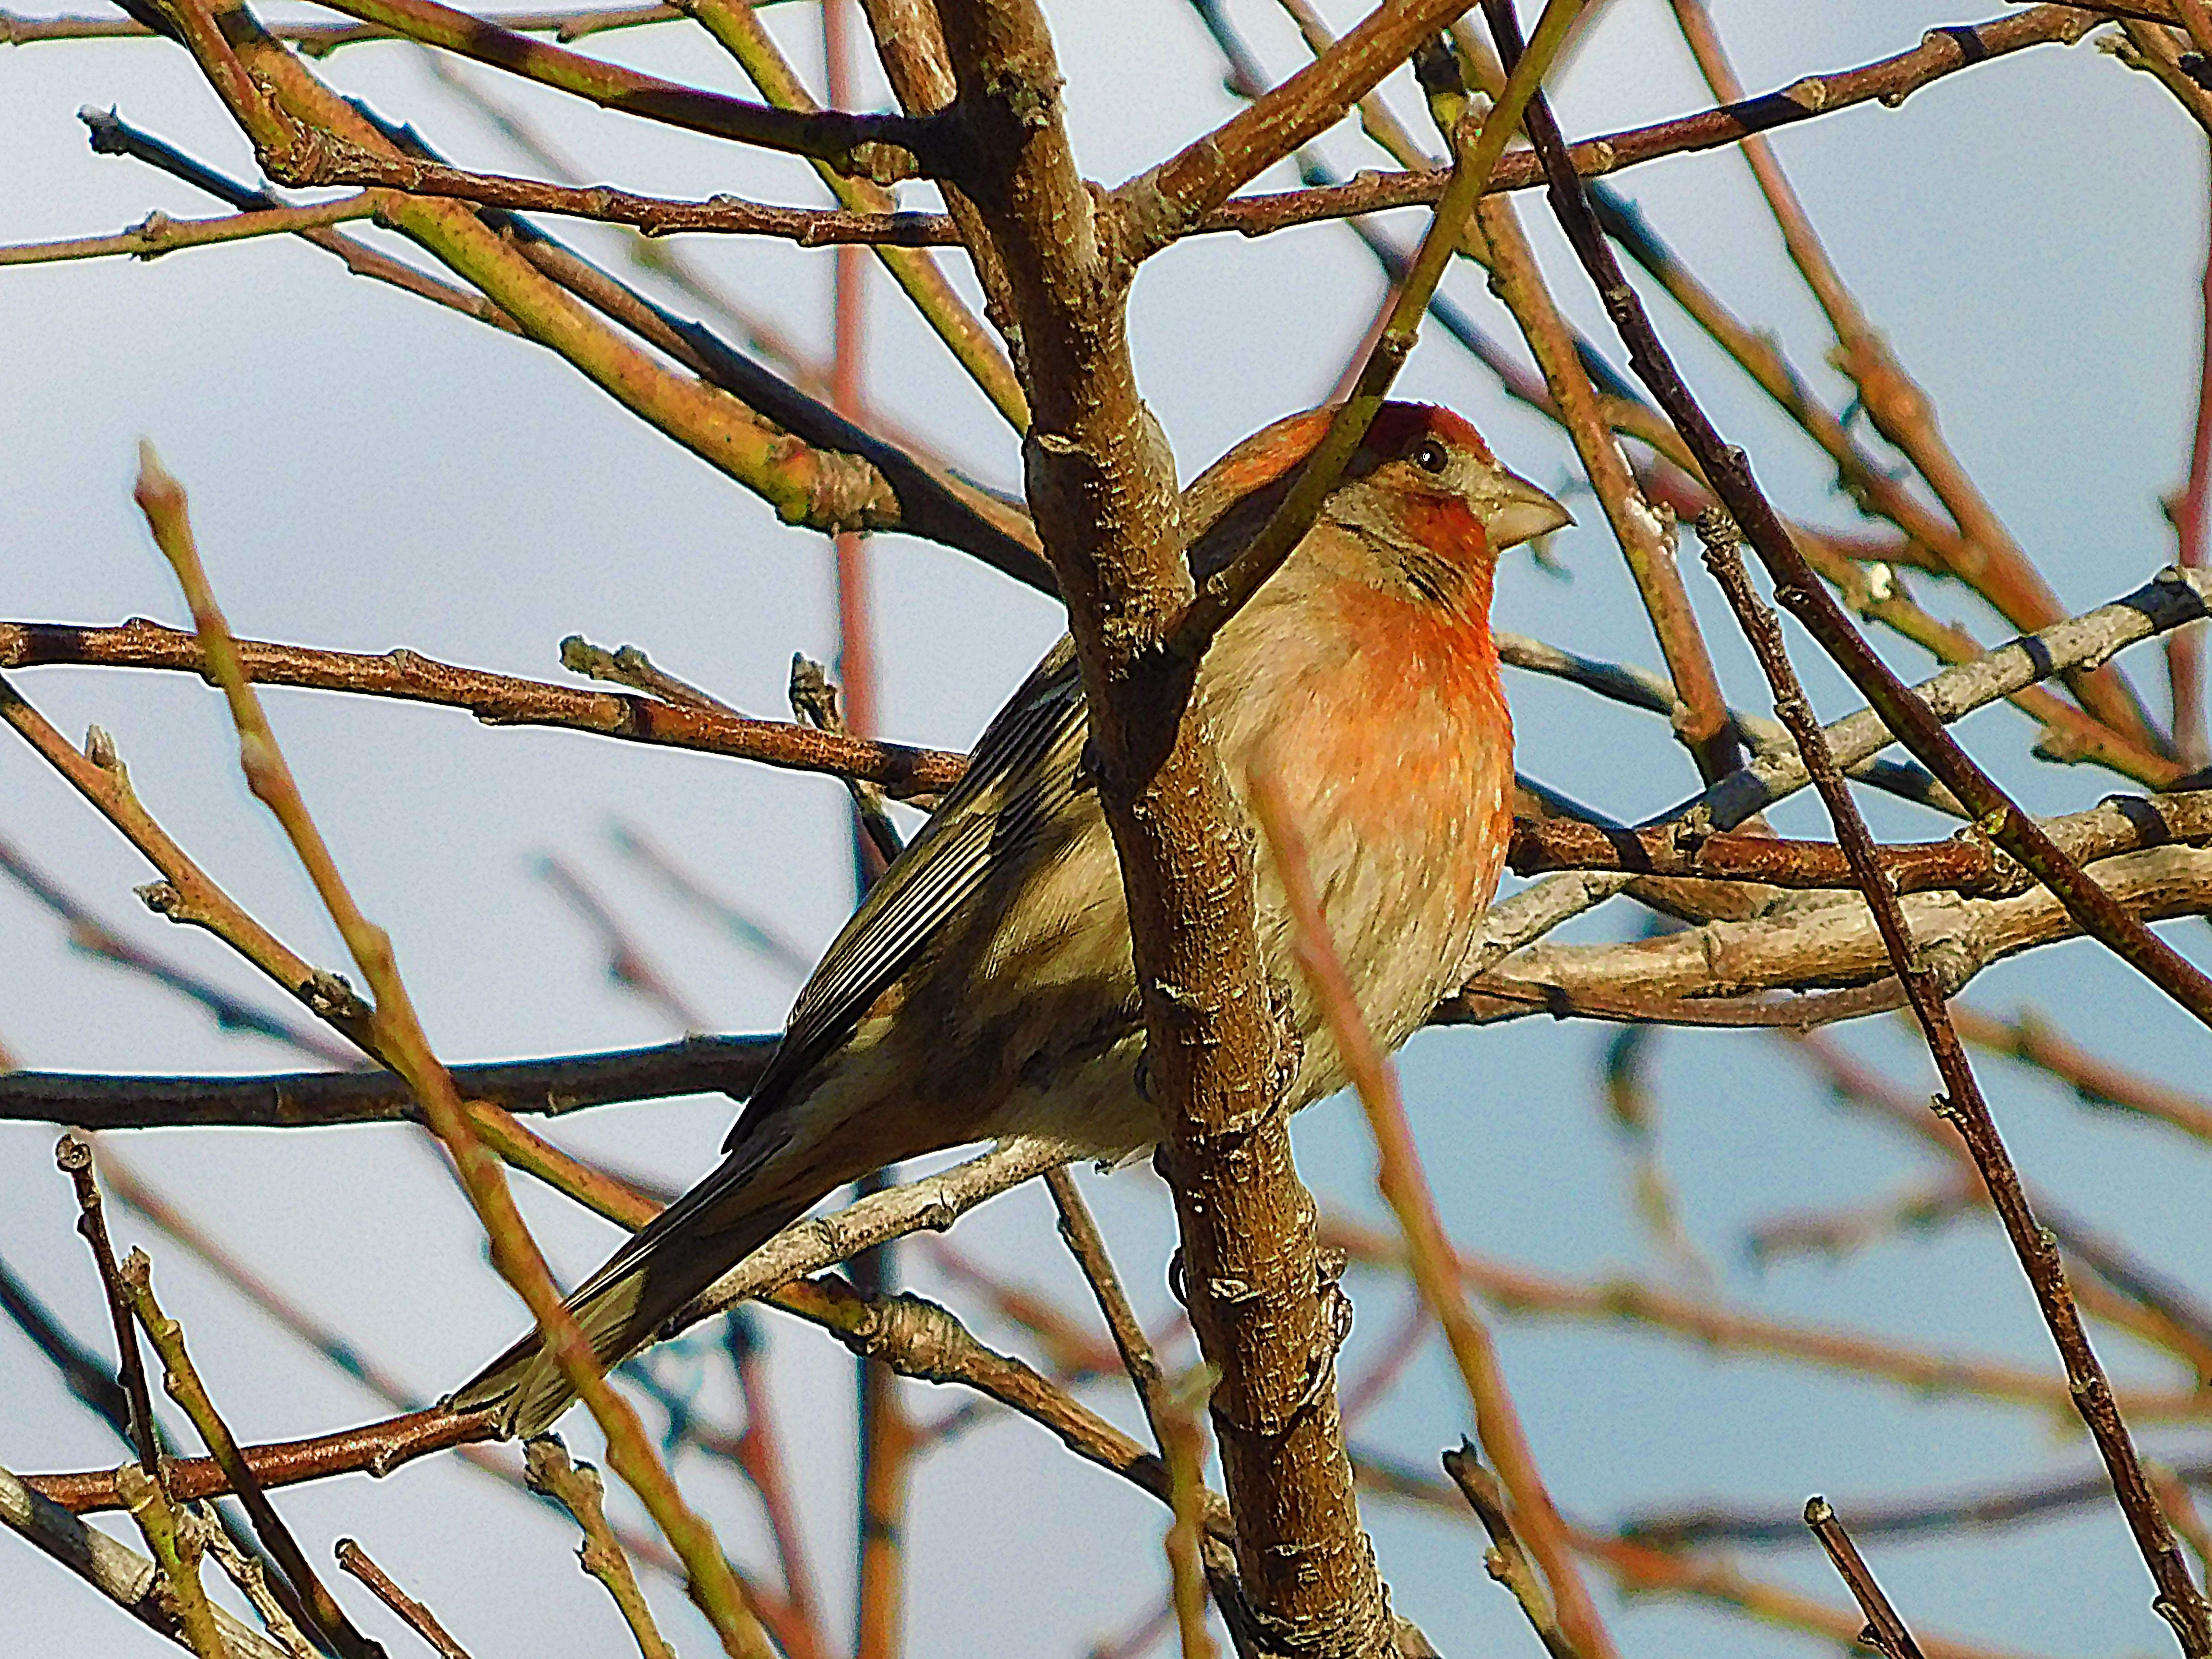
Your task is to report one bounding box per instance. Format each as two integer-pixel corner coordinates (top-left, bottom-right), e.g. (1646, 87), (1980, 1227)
(448, 1148), (810, 1438)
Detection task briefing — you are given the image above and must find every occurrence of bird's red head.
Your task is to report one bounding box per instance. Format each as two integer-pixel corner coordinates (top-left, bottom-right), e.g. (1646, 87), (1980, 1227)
(1184, 401), (1569, 619)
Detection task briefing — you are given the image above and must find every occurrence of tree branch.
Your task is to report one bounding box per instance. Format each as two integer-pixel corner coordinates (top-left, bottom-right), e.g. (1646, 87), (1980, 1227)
(0, 620), (965, 797)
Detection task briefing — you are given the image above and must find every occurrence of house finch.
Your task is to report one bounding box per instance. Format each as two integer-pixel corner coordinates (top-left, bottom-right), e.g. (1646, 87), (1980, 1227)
(456, 402), (1566, 1435)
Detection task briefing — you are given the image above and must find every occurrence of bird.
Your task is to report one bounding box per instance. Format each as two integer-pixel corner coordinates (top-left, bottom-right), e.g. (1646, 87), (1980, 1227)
(453, 401), (1568, 1436)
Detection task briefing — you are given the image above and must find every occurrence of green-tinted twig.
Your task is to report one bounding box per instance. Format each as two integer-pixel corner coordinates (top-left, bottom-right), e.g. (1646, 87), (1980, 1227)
(276, 0), (940, 175)
(524, 1441), (676, 1659)
(2, 2), (687, 49)
(0, 195), (380, 266)
(54, 1134), (163, 1480)
(193, 12), (917, 543)
(120, 1250), (385, 1659)
(1171, 0), (1588, 657)
(1420, 36), (1736, 784)
(115, 1463), (229, 1659)
(0, 662), (658, 1229)
(676, 0), (1028, 429)
(133, 447), (775, 1659)
(1158, 1366), (1220, 1659)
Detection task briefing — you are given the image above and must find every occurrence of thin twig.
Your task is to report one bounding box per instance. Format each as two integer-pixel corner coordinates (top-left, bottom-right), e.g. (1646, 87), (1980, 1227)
(1441, 1443), (1579, 1659)
(1667, 0), (2162, 753)
(679, 1136), (1078, 1329)
(560, 636), (740, 713)
(536, 853), (710, 1030)
(1250, 764), (1619, 1659)
(74, 108), (522, 333)
(2, 3), (684, 49)
(1804, 1498), (1928, 1659)
(609, 823), (815, 978)
(1492, 1), (2212, 1034)
(0, 831), (354, 1063)
(116, 1464), (230, 1659)
(54, 1135), (162, 1479)
(791, 654), (904, 866)
(0, 618), (964, 797)
(0, 1459), (288, 1659)
(1158, 1366), (1220, 1659)
(1169, 0), (1587, 657)
(120, 1251), (385, 1659)
(0, 1034), (774, 1130)
(2170, 175), (2212, 772)
(1623, 1458), (2212, 1548)
(1695, 509), (2211, 1655)
(675, 0), (1027, 428)
(524, 1440), (676, 1659)
(1417, 35), (1734, 785)
(277, 0), (947, 178)
(202, 1524), (318, 1659)
(133, 446), (775, 1659)
(334, 1541), (471, 1659)
(721, 1318), (829, 1653)
(1323, 1210), (2209, 1420)
(1571, 1527), (2037, 1659)
(0, 196), (382, 266)
(1950, 1003), (2212, 1148)
(1044, 1167), (1171, 1428)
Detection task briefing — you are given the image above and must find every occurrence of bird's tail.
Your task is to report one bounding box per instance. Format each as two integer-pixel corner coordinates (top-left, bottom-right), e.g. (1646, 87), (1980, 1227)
(448, 1146), (812, 1439)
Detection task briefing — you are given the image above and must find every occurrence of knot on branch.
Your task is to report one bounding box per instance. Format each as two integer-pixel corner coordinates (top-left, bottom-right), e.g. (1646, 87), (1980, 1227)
(254, 115), (355, 191)
(780, 442), (902, 537)
(300, 969), (372, 1022)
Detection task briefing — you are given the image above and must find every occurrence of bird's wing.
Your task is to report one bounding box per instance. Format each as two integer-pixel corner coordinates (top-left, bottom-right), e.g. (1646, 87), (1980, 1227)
(727, 635), (1091, 1146)
(728, 442), (1317, 1150)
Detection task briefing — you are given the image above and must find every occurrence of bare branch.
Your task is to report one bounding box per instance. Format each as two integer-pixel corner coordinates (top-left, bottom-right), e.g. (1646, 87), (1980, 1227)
(120, 1251), (384, 1659)
(335, 1540), (474, 1659)
(0, 1461), (289, 1659)
(523, 1441), (674, 1659)
(1695, 491), (2205, 1652)
(0, 1035), (772, 1130)
(267, 0), (948, 179)
(1804, 1498), (1928, 1659)
(0, 195), (382, 266)
(0, 620), (966, 798)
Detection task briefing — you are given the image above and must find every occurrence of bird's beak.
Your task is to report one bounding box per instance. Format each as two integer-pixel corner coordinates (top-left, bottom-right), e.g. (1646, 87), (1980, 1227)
(1481, 467), (1573, 551)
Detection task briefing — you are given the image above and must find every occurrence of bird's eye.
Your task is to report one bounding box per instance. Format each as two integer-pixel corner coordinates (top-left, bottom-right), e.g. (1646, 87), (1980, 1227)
(1411, 438), (1450, 474)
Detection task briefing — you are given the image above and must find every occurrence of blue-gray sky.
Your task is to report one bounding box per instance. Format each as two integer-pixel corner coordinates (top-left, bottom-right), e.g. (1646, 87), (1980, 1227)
(4, 3), (2209, 1655)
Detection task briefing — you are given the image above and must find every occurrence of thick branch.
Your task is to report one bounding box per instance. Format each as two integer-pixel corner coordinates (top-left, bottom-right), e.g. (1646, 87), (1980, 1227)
(935, 2), (1395, 1650)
